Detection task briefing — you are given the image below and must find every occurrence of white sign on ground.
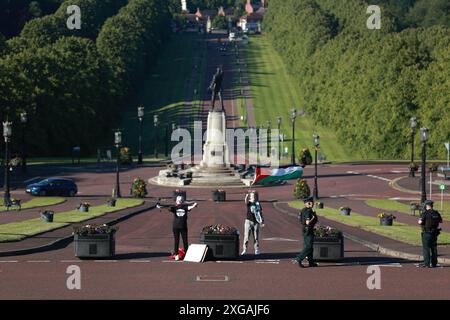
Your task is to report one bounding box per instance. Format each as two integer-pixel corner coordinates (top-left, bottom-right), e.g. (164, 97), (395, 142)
(183, 244), (208, 263)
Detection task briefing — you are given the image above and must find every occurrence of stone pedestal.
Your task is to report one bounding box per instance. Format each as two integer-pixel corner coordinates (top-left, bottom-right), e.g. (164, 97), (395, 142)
(151, 111), (246, 188)
(200, 111), (230, 168)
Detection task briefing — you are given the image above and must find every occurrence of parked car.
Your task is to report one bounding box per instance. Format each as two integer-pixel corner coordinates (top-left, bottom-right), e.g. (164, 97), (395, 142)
(26, 178), (78, 197)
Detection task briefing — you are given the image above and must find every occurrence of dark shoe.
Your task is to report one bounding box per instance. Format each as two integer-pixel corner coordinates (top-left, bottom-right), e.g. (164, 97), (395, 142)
(309, 263), (319, 267)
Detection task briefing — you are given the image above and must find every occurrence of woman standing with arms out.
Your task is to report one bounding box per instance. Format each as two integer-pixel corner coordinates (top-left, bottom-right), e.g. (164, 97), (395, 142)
(157, 196), (198, 260)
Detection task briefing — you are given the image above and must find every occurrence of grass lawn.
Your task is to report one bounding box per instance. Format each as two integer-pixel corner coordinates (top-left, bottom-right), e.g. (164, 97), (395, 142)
(365, 199), (450, 220)
(121, 32), (206, 156)
(289, 201), (450, 246)
(0, 197), (66, 212)
(0, 199), (144, 242)
(243, 35), (363, 162)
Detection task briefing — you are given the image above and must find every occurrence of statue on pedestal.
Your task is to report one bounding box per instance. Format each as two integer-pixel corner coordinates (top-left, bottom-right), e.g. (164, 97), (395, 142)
(208, 66), (224, 112)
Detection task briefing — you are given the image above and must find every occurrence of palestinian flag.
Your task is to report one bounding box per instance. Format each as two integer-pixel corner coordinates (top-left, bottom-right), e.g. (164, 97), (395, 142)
(253, 166), (304, 185)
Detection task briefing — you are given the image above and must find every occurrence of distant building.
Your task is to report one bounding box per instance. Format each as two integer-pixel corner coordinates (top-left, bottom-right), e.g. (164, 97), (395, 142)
(238, 0), (267, 33)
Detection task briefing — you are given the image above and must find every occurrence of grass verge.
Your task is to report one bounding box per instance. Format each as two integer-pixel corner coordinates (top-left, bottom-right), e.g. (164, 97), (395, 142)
(365, 199), (450, 220)
(0, 199), (144, 242)
(243, 35), (360, 162)
(0, 197), (66, 212)
(289, 201), (450, 246)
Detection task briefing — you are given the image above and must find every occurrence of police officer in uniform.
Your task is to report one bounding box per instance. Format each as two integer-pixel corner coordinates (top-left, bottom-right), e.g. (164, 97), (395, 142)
(418, 200), (442, 268)
(293, 197), (318, 268)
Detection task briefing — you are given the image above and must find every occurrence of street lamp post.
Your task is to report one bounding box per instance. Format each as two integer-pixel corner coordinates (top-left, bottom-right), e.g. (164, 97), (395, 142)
(291, 109), (297, 166)
(20, 112), (27, 173)
(409, 117), (418, 177)
(266, 120), (271, 157)
(420, 127), (429, 204)
(137, 106), (144, 164)
(114, 131), (122, 198)
(313, 134), (320, 200)
(277, 117), (282, 161)
(154, 115), (159, 159)
(3, 120), (12, 203)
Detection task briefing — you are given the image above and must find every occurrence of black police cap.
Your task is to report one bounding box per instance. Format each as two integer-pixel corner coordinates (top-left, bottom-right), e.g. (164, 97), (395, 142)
(424, 200), (434, 206)
(303, 197), (314, 203)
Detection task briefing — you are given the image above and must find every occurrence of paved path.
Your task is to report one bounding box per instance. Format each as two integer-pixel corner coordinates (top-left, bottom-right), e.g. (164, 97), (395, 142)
(2, 160), (450, 298)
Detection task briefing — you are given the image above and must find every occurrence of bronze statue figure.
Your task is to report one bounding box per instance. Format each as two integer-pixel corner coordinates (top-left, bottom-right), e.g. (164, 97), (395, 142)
(208, 66), (224, 111)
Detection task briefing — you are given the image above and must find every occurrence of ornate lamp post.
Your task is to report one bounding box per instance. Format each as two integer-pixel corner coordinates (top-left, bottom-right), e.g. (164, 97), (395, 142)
(291, 109), (297, 166)
(277, 117), (282, 161)
(20, 112), (27, 173)
(409, 117), (418, 177)
(137, 106), (144, 164)
(420, 127), (429, 204)
(313, 134), (320, 200)
(153, 114), (159, 159)
(3, 120), (12, 203)
(114, 130), (122, 198)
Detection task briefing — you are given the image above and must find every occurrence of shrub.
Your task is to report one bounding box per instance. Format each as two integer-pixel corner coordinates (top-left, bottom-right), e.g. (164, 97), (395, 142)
(294, 179), (311, 199)
(131, 177), (148, 198)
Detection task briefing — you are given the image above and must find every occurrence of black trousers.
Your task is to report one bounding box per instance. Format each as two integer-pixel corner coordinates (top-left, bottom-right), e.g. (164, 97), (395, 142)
(296, 232), (315, 265)
(422, 231), (438, 267)
(173, 227), (188, 254)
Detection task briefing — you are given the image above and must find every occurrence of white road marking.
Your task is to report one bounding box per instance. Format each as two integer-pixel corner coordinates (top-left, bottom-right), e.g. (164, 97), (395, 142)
(129, 260), (151, 263)
(24, 177), (42, 184)
(94, 260), (117, 263)
(263, 237), (298, 242)
(367, 174), (392, 182)
(0, 260), (18, 263)
(27, 260), (51, 263)
(376, 264), (403, 268)
(60, 260), (81, 263)
(255, 261), (279, 264)
(196, 275), (229, 282)
(216, 261), (243, 264)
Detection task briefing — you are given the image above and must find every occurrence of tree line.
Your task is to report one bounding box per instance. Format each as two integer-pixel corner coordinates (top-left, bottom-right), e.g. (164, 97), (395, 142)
(0, 0), (170, 156)
(264, 0), (449, 159)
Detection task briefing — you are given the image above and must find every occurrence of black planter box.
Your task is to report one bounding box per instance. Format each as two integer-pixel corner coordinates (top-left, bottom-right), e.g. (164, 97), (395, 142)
(341, 208), (351, 216)
(313, 236), (344, 261)
(41, 211), (54, 223)
(200, 233), (239, 260)
(74, 234), (115, 258)
(380, 218), (394, 226)
(213, 190), (226, 202)
(173, 190), (187, 201)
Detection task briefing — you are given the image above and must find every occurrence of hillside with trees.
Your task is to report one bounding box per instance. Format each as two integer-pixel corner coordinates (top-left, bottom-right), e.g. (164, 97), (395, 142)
(264, 0), (450, 159)
(0, 0), (170, 156)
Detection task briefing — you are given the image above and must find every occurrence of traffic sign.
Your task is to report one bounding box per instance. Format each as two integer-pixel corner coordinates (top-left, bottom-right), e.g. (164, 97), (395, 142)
(440, 184), (446, 191)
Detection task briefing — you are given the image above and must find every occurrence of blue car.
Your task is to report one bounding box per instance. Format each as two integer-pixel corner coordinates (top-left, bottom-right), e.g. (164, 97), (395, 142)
(26, 178), (78, 197)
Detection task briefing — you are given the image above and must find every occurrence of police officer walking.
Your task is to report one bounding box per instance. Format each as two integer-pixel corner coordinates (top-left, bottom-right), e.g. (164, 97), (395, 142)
(292, 197), (318, 268)
(418, 200), (443, 268)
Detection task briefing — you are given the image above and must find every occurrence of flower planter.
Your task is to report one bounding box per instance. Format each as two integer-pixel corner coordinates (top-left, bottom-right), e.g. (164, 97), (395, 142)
(107, 199), (116, 207)
(200, 233), (239, 260)
(173, 190), (187, 201)
(74, 234), (115, 258)
(213, 190), (226, 202)
(79, 205), (89, 212)
(313, 236), (344, 261)
(380, 217), (394, 226)
(40, 211), (54, 223)
(317, 203), (324, 209)
(341, 208), (351, 216)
